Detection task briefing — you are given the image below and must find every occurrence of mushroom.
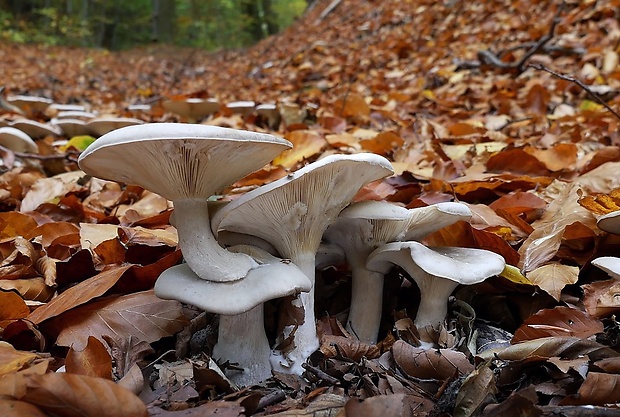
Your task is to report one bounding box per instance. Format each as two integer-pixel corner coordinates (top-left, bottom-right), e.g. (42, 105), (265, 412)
(212, 153), (394, 374)
(163, 98), (221, 121)
(225, 101), (256, 116)
(255, 103), (281, 128)
(85, 116), (145, 137)
(156, 244), (311, 386)
(324, 201), (472, 343)
(78, 123), (292, 282)
(9, 119), (61, 138)
(367, 241), (505, 344)
(50, 118), (91, 138)
(592, 257), (620, 280)
(597, 211), (620, 235)
(6, 95), (52, 113)
(0, 127), (38, 153)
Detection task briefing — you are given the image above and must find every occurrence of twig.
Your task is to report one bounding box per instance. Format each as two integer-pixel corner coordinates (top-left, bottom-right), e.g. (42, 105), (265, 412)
(301, 363), (340, 385)
(257, 389), (286, 410)
(315, 0), (342, 23)
(528, 63), (620, 122)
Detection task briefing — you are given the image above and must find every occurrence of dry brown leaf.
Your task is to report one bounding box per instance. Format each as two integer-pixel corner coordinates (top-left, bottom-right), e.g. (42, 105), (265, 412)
(454, 363), (496, 417)
(335, 93), (370, 118)
(0, 342), (43, 377)
(0, 212), (39, 239)
(561, 372), (620, 405)
(343, 393), (433, 417)
(319, 335), (380, 361)
(518, 182), (598, 273)
(525, 143), (577, 172)
(0, 278), (54, 302)
(24, 222), (80, 248)
(0, 399), (47, 417)
(47, 290), (188, 349)
(273, 130), (327, 169)
(148, 401), (245, 417)
(19, 171), (85, 213)
(582, 279), (620, 319)
(0, 291), (29, 329)
(65, 336), (113, 380)
(35, 256), (57, 287)
(359, 131), (404, 156)
(19, 372), (148, 417)
(486, 147), (549, 176)
(391, 340), (473, 380)
(27, 265), (133, 325)
(526, 263), (579, 301)
(512, 306), (603, 343)
(477, 337), (617, 362)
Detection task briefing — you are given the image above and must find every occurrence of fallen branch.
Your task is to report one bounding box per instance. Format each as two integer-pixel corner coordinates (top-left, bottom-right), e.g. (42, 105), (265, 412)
(528, 63), (620, 122)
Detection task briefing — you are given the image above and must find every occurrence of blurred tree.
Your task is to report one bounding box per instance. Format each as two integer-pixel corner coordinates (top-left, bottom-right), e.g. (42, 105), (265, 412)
(0, 0), (307, 49)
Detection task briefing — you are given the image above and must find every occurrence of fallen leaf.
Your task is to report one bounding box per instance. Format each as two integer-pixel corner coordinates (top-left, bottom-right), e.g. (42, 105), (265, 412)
(47, 290), (188, 349)
(343, 393), (433, 416)
(512, 306), (603, 343)
(391, 340), (473, 380)
(65, 336), (113, 379)
(526, 263), (579, 301)
(561, 372), (620, 405)
(454, 363), (496, 417)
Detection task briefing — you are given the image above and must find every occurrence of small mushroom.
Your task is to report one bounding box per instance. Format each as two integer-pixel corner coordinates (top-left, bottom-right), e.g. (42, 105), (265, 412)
(324, 201), (471, 343)
(255, 103), (281, 128)
(367, 241), (505, 344)
(225, 101), (256, 116)
(0, 127), (38, 153)
(78, 123), (292, 282)
(7, 95), (52, 113)
(597, 211), (620, 235)
(212, 152), (394, 374)
(85, 116), (145, 137)
(592, 257), (620, 280)
(163, 98), (220, 121)
(155, 245), (311, 386)
(9, 119), (61, 138)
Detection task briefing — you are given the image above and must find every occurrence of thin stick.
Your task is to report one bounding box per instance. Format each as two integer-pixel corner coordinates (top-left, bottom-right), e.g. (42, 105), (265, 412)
(301, 363), (340, 385)
(528, 63), (620, 122)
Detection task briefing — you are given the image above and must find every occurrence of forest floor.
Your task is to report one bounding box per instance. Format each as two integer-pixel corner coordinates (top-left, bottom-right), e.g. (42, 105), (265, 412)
(2, 0), (620, 416)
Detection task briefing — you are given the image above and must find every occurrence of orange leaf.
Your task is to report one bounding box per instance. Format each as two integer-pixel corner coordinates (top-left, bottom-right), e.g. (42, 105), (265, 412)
(0, 212), (38, 240)
(359, 131), (404, 156)
(27, 265), (133, 325)
(66, 336), (112, 380)
(0, 399), (47, 417)
(561, 372), (620, 405)
(512, 306), (604, 343)
(20, 372), (148, 417)
(335, 93), (370, 118)
(0, 291), (29, 329)
(272, 130), (327, 169)
(526, 263), (579, 301)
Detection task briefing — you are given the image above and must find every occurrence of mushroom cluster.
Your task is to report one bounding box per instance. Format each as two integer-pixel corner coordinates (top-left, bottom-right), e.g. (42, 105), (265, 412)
(78, 123), (506, 386)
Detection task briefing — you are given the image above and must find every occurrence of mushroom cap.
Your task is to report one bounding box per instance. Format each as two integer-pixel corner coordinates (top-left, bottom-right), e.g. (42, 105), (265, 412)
(212, 153), (394, 259)
(154, 246), (312, 314)
(592, 256), (620, 280)
(597, 211), (620, 235)
(367, 241), (505, 284)
(163, 98), (220, 119)
(78, 123), (292, 201)
(7, 95), (52, 112)
(9, 119), (61, 138)
(51, 118), (91, 137)
(86, 117), (145, 137)
(404, 202), (472, 240)
(0, 127), (38, 153)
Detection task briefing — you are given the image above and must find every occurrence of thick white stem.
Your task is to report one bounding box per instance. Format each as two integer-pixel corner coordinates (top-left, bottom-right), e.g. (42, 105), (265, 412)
(271, 252), (319, 375)
(174, 199), (257, 282)
(212, 305), (272, 387)
(346, 266), (384, 344)
(413, 276), (459, 331)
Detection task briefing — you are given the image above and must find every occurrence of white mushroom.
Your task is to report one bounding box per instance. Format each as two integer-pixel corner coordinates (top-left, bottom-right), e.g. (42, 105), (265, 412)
(6, 95), (52, 113)
(592, 257), (620, 280)
(9, 119), (61, 138)
(598, 211), (620, 235)
(0, 127), (38, 153)
(85, 117), (145, 137)
(367, 241), (505, 344)
(163, 98), (220, 121)
(225, 101), (256, 116)
(324, 201), (472, 343)
(156, 245), (311, 386)
(78, 123), (292, 282)
(212, 153), (394, 374)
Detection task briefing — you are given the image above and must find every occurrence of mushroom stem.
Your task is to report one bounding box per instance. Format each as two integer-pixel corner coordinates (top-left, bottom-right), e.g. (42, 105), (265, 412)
(346, 266), (384, 344)
(212, 304), (272, 386)
(273, 252), (320, 375)
(174, 199), (258, 282)
(413, 271), (460, 331)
